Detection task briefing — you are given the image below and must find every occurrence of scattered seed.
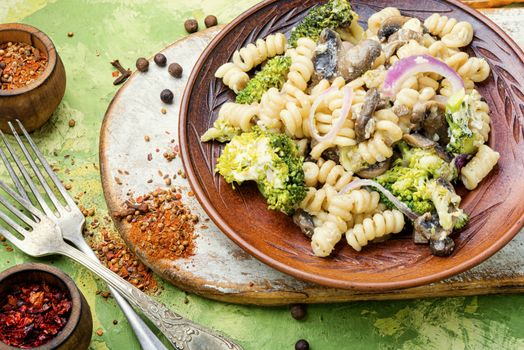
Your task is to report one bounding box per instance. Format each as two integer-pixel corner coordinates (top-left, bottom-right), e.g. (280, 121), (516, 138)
(64, 183), (72, 190)
(135, 57), (149, 72)
(161, 108), (167, 114)
(68, 119), (76, 127)
(67, 32), (74, 37)
(96, 329), (104, 336)
(160, 89), (174, 104)
(204, 15), (218, 28)
(112, 320), (118, 325)
(184, 19), (198, 33)
(144, 135), (150, 142)
(154, 53), (167, 67)
(168, 63), (183, 78)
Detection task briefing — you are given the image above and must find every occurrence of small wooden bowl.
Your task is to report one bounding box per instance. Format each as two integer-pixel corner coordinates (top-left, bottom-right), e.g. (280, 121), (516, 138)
(0, 23), (66, 133)
(0, 263), (92, 350)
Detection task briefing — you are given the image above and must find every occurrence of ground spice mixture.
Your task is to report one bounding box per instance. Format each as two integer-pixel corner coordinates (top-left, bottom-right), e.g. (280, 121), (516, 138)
(0, 42), (48, 90)
(0, 283), (72, 348)
(91, 228), (157, 293)
(113, 187), (197, 262)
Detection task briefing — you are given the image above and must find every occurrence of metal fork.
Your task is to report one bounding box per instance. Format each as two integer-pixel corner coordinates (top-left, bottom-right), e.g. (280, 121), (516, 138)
(0, 122), (168, 350)
(0, 121), (242, 350)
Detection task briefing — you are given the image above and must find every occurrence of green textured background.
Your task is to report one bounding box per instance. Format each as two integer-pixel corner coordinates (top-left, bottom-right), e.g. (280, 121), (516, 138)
(1, 1), (524, 349)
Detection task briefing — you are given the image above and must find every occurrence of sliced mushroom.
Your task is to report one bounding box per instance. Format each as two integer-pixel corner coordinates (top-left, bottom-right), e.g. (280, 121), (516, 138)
(293, 210), (315, 238)
(422, 101), (449, 145)
(355, 88), (381, 142)
(313, 28), (342, 82)
(402, 133), (436, 149)
(383, 40), (405, 60)
(320, 147), (340, 163)
(413, 212), (455, 256)
(410, 100), (449, 146)
(377, 16), (410, 42)
(435, 145), (453, 163)
(337, 39), (382, 81)
(356, 158), (392, 179)
(387, 28), (424, 44)
(429, 236), (455, 257)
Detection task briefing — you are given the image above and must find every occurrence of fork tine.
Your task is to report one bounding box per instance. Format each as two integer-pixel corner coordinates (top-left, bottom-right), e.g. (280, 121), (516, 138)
(0, 129), (54, 217)
(0, 146), (30, 201)
(15, 120), (76, 208)
(0, 180), (42, 220)
(8, 122), (65, 213)
(0, 228), (25, 250)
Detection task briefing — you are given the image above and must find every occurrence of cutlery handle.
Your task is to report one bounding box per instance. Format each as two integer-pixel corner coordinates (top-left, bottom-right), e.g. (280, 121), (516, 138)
(74, 238), (168, 350)
(59, 244), (243, 350)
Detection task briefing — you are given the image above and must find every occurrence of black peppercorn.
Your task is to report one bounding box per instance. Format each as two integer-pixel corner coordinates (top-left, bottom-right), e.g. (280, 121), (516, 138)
(154, 53), (167, 67)
(290, 304), (307, 320)
(160, 89), (174, 104)
(295, 339), (309, 350)
(184, 19), (198, 33)
(168, 63), (183, 78)
(204, 15), (218, 28)
(136, 57), (149, 72)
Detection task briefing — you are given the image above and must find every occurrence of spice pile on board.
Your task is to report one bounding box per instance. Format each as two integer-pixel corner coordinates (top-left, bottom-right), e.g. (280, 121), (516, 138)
(0, 42), (48, 90)
(114, 187), (197, 263)
(91, 229), (158, 293)
(0, 283), (72, 348)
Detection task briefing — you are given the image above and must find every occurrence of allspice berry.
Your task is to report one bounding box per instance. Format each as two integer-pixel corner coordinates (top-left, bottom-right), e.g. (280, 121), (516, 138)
(160, 89), (174, 104)
(168, 63), (183, 78)
(136, 57), (149, 72)
(290, 304), (307, 320)
(184, 19), (198, 33)
(154, 53), (167, 67)
(204, 15), (218, 28)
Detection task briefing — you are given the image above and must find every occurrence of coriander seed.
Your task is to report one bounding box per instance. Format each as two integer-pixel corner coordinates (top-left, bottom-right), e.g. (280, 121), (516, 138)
(154, 53), (167, 67)
(168, 62), (183, 78)
(136, 57), (149, 72)
(204, 15), (218, 28)
(290, 304), (307, 320)
(160, 89), (174, 104)
(184, 19), (198, 33)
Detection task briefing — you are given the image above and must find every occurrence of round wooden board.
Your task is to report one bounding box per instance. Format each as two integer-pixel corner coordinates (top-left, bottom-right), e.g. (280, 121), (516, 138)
(100, 26), (524, 306)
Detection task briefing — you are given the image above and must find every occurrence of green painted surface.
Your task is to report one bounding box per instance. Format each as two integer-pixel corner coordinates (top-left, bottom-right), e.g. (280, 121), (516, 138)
(1, 1), (524, 349)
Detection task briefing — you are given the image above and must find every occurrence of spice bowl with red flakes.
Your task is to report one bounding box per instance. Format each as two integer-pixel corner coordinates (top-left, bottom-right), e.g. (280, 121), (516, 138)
(0, 263), (92, 350)
(0, 23), (66, 133)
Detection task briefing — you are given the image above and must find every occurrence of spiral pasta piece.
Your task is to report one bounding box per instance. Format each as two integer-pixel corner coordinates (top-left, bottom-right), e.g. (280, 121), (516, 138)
(302, 159), (354, 191)
(461, 145), (500, 190)
(282, 38), (316, 97)
(311, 221), (344, 257)
(357, 121), (403, 164)
(346, 210), (405, 251)
(300, 187), (328, 215)
(232, 33), (287, 72)
(470, 90), (491, 142)
(257, 87), (286, 130)
(217, 102), (258, 131)
(424, 13), (458, 38)
(367, 7), (401, 35)
(215, 63), (249, 93)
(327, 189), (380, 221)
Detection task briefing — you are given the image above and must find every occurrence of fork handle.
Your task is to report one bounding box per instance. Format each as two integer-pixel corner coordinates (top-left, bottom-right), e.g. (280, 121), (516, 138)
(58, 244), (243, 350)
(74, 238), (168, 350)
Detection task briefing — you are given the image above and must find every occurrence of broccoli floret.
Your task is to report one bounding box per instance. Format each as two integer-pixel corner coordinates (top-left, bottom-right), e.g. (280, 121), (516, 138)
(376, 143), (458, 215)
(215, 127), (306, 214)
(235, 56), (291, 105)
(289, 0), (353, 47)
(201, 118), (241, 143)
(423, 179), (467, 231)
(446, 89), (485, 155)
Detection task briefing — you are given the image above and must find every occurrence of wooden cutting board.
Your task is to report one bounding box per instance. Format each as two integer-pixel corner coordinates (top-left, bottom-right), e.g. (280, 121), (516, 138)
(100, 9), (524, 306)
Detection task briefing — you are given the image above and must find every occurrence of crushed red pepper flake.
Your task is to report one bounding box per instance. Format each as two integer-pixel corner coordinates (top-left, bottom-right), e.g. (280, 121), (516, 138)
(0, 282), (72, 348)
(113, 188), (196, 262)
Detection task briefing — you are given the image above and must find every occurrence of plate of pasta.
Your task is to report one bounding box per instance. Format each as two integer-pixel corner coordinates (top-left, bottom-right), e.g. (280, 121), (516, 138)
(179, 0), (524, 290)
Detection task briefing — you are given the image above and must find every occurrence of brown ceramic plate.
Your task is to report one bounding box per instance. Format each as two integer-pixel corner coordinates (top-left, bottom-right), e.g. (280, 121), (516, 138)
(179, 0), (524, 290)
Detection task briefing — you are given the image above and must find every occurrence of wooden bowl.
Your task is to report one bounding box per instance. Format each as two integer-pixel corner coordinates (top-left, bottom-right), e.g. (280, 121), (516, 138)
(0, 263), (92, 350)
(179, 0), (524, 290)
(0, 23), (66, 133)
